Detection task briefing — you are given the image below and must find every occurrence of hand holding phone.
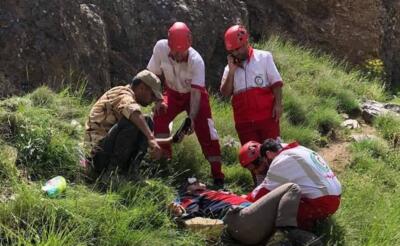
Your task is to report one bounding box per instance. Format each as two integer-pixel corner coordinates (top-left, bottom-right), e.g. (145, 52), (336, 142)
(227, 54), (241, 72)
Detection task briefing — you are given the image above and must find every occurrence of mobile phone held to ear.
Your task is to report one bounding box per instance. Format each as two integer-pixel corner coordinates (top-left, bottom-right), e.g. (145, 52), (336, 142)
(233, 57), (241, 65)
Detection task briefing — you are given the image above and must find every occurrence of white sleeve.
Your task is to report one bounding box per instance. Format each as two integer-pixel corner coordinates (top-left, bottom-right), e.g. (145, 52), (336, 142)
(265, 53), (282, 84)
(147, 41), (163, 75)
(191, 57), (205, 87)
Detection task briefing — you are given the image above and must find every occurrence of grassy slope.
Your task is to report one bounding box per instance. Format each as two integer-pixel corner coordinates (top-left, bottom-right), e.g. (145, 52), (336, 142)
(1, 37), (400, 245)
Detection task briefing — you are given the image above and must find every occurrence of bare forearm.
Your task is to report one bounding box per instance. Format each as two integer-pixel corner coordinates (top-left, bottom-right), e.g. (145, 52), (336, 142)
(129, 111), (154, 141)
(272, 86), (282, 106)
(220, 73), (234, 97)
(189, 89), (201, 119)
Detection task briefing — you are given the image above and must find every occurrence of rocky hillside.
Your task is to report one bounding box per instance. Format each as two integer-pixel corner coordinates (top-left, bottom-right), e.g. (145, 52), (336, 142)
(1, 0), (399, 97)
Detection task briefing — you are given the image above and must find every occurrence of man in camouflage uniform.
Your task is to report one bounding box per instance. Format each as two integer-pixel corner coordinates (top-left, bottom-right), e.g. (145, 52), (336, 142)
(84, 70), (163, 181)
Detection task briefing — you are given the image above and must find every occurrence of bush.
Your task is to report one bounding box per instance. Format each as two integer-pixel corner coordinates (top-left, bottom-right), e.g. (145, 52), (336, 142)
(280, 119), (319, 148)
(0, 144), (19, 184)
(29, 86), (56, 107)
(283, 88), (310, 125)
(336, 89), (360, 114)
(308, 107), (341, 135)
(374, 115), (400, 147)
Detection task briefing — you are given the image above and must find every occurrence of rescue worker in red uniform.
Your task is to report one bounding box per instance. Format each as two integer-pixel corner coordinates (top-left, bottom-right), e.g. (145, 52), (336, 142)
(239, 139), (342, 229)
(147, 22), (224, 187)
(220, 25), (283, 145)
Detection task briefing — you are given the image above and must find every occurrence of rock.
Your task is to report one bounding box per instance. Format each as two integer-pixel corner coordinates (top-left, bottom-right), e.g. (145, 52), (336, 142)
(243, 0), (400, 89)
(351, 134), (379, 142)
(0, 0), (247, 97)
(340, 113), (350, 120)
(2, 0), (400, 95)
(361, 100), (400, 123)
(341, 119), (360, 129)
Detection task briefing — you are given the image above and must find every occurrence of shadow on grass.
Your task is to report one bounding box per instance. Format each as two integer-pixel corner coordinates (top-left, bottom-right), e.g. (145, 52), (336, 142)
(313, 217), (346, 246)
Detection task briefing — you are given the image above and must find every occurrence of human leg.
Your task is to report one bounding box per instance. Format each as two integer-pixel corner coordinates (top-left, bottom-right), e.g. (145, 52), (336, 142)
(297, 196), (341, 229)
(223, 183), (301, 245)
(192, 92), (224, 181)
(153, 90), (184, 158)
(259, 118), (280, 141)
(92, 117), (150, 177)
(235, 121), (263, 145)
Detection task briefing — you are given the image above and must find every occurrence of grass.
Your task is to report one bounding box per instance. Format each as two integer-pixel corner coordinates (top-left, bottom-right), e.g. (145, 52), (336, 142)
(0, 37), (397, 245)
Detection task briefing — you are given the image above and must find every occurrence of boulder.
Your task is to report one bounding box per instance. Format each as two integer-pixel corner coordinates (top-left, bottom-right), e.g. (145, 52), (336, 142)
(243, 0), (400, 89)
(361, 100), (400, 123)
(341, 119), (360, 129)
(0, 0), (247, 97)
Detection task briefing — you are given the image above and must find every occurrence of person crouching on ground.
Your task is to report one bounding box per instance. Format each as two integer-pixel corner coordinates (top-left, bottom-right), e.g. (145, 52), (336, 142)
(239, 139), (342, 229)
(84, 70), (165, 182)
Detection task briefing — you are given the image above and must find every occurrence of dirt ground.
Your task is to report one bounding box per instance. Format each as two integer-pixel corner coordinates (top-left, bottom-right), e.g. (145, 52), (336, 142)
(317, 121), (377, 174)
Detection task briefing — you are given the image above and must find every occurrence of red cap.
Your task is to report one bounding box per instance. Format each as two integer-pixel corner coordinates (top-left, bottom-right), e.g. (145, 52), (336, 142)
(239, 141), (261, 167)
(224, 25), (249, 51)
(168, 22), (191, 52)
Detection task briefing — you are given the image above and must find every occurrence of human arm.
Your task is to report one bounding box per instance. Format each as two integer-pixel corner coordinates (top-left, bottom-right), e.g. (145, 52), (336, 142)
(168, 196), (202, 219)
(272, 86), (283, 121)
(220, 55), (238, 97)
(244, 183), (271, 202)
(188, 88), (201, 133)
(265, 52), (283, 121)
(129, 111), (162, 160)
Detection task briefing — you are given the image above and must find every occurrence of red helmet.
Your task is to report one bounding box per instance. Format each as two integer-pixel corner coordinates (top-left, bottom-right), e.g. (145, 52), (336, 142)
(224, 25), (249, 51)
(239, 141), (261, 168)
(168, 22), (191, 52)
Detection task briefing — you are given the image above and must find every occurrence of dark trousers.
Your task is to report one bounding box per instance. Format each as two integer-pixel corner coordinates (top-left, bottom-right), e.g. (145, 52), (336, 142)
(91, 116), (152, 179)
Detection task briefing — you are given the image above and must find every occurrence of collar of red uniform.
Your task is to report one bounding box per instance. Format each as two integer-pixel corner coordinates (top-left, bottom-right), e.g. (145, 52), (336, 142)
(277, 141), (299, 155)
(247, 46), (254, 61)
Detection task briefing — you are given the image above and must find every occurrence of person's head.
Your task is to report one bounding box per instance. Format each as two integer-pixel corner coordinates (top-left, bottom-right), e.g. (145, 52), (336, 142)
(260, 138), (283, 161)
(239, 141), (264, 173)
(130, 70), (163, 107)
(168, 22), (192, 62)
(224, 25), (249, 61)
(181, 177), (207, 195)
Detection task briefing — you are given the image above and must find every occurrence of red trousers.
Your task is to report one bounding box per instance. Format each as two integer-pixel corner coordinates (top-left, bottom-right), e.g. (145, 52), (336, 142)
(235, 118), (280, 145)
(297, 195), (341, 229)
(153, 88), (224, 179)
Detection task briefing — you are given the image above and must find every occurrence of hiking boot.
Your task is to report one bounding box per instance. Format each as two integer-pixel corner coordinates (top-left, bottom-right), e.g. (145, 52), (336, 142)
(285, 228), (323, 246)
(265, 229), (292, 246)
(213, 178), (224, 190)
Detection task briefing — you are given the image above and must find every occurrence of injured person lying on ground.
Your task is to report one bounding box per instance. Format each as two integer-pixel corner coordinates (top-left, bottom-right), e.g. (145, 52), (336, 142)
(168, 177), (323, 246)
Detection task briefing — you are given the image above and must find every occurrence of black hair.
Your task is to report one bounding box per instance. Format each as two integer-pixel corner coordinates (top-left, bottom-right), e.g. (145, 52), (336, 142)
(260, 138), (283, 157)
(178, 177), (198, 196)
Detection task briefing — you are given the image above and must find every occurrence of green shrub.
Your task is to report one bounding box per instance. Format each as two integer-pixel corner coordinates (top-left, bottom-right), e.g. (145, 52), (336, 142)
(374, 115), (400, 147)
(335, 89), (360, 114)
(29, 86), (56, 107)
(350, 139), (390, 159)
(283, 88), (310, 125)
(308, 107), (341, 135)
(281, 119), (319, 148)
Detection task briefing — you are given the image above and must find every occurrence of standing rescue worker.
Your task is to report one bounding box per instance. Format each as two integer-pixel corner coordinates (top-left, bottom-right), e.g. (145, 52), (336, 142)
(240, 139), (342, 229)
(220, 25), (283, 145)
(147, 22), (224, 187)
